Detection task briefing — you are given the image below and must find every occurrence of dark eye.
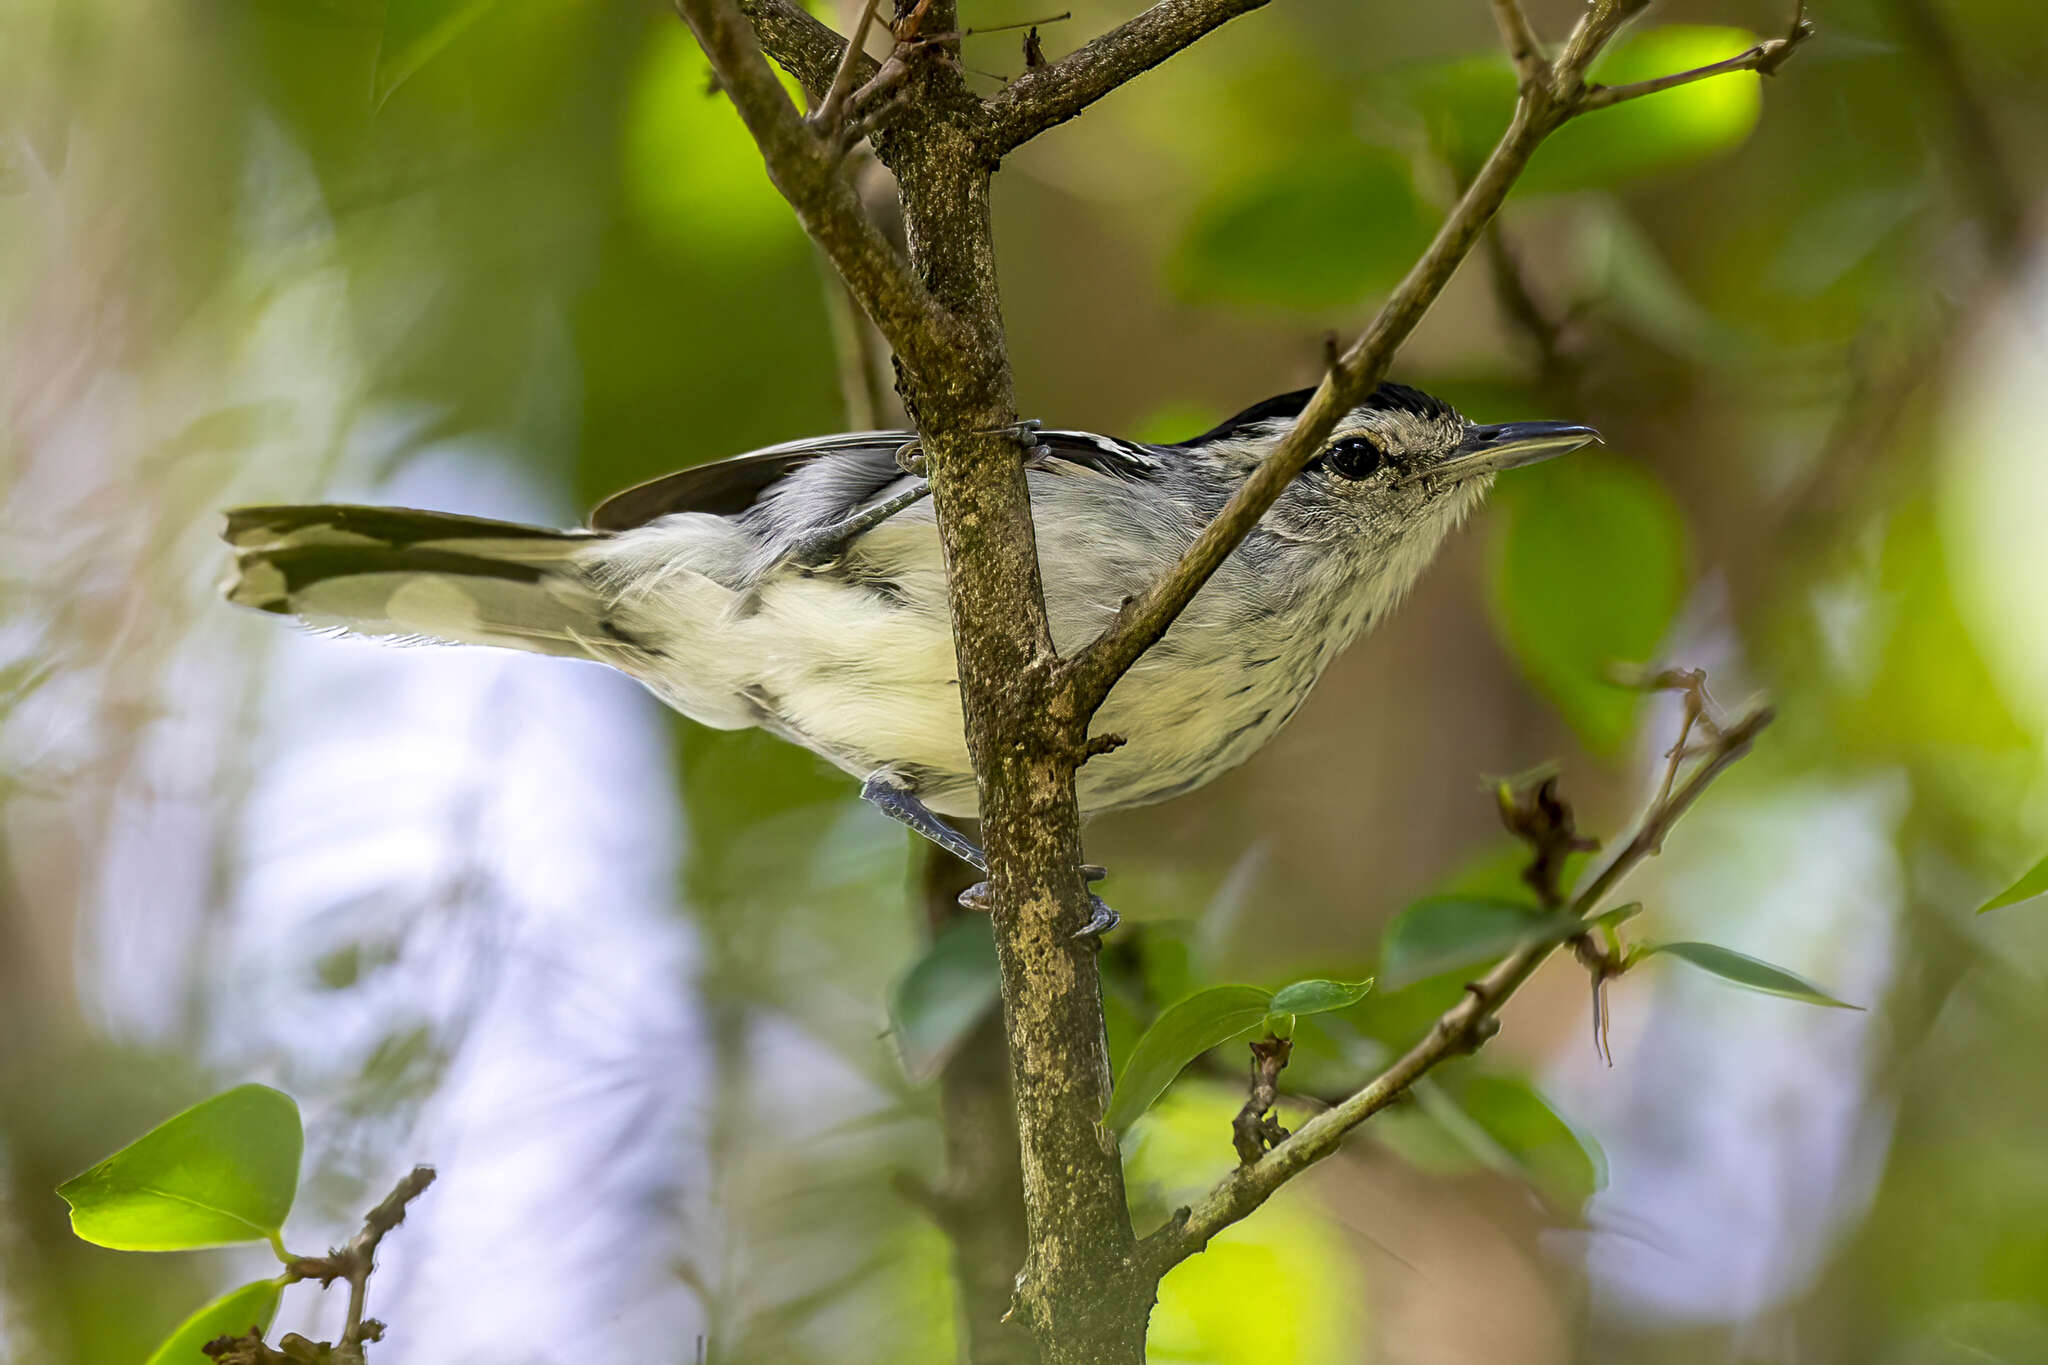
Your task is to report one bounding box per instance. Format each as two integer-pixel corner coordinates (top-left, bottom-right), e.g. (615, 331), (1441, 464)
(1326, 435), (1384, 480)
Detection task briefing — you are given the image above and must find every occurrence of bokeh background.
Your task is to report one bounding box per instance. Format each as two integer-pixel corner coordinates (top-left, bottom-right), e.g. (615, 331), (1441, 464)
(4, 0), (2047, 1360)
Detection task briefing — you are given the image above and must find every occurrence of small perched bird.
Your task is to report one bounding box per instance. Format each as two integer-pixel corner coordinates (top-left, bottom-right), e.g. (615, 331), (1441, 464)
(223, 384), (1593, 921)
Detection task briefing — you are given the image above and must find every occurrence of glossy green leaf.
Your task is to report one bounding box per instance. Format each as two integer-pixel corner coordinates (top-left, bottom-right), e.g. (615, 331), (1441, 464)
(1391, 28), (1764, 191)
(1641, 941), (1861, 1009)
(1170, 147), (1437, 312)
(890, 917), (1001, 1084)
(1267, 978), (1374, 1017)
(57, 1085), (303, 1251)
(1107, 986), (1274, 1133)
(374, 0), (505, 106)
(1488, 455), (1688, 752)
(143, 1280), (283, 1365)
(1979, 854), (2048, 913)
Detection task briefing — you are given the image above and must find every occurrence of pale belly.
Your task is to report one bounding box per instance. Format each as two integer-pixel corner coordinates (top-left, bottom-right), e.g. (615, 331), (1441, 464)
(608, 511), (1341, 819)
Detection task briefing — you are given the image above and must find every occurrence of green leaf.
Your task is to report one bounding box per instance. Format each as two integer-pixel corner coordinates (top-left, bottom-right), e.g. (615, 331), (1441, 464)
(1488, 455), (1688, 753)
(143, 1280), (283, 1365)
(374, 0), (505, 107)
(1440, 1076), (1608, 1212)
(1107, 986), (1274, 1133)
(890, 917), (1001, 1084)
(1980, 854), (2048, 913)
(1267, 978), (1374, 1017)
(1170, 147), (1438, 312)
(1390, 28), (1764, 191)
(1641, 941), (1861, 1009)
(57, 1085), (303, 1251)
(1381, 896), (1549, 986)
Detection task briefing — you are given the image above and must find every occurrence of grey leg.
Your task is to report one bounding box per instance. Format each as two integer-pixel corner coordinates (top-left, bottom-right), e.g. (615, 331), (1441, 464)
(860, 772), (987, 873)
(788, 479), (933, 567)
(861, 773), (1121, 938)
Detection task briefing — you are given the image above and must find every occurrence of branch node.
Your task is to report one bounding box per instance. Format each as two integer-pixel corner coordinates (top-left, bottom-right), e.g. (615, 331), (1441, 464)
(1497, 774), (1598, 908)
(1230, 1035), (1293, 1165)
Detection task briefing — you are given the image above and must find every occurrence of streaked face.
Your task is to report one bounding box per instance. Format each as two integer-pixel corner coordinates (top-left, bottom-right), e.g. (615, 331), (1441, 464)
(1293, 389), (1598, 571)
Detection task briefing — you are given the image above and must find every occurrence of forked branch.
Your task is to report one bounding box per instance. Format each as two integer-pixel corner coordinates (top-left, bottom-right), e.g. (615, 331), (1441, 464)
(1580, 5), (1812, 109)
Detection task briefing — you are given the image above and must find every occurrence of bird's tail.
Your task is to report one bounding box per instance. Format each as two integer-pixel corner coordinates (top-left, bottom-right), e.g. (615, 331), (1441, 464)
(221, 504), (615, 659)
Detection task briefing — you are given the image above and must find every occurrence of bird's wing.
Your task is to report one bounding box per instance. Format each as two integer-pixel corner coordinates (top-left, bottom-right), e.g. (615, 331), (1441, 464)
(587, 429), (1165, 532)
(588, 433), (915, 530)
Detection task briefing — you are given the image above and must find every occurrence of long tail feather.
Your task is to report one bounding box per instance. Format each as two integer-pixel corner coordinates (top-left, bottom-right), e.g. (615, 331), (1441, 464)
(222, 504), (613, 658)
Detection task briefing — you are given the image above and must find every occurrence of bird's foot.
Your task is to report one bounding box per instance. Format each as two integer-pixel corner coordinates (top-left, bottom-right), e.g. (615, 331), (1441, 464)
(956, 869), (1119, 942)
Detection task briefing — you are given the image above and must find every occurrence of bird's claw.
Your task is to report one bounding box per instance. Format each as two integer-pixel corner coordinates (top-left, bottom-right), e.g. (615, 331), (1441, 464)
(1074, 895), (1120, 941)
(956, 870), (1119, 941)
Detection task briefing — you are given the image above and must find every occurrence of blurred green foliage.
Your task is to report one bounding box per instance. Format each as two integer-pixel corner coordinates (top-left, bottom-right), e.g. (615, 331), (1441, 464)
(5, 0), (2048, 1361)
(1489, 455), (1689, 753)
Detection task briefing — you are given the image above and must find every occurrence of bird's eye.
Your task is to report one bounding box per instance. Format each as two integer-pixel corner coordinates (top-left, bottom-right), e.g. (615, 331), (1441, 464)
(1326, 435), (1384, 480)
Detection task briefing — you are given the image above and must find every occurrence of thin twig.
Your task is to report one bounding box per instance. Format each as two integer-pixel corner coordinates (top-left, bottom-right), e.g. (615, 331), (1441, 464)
(983, 0), (1272, 152)
(1144, 699), (1774, 1271)
(736, 0), (878, 101)
(280, 1166), (437, 1353)
(1489, 0), (1548, 89)
(964, 11), (1071, 36)
(810, 0), (884, 131)
(1578, 18), (1812, 110)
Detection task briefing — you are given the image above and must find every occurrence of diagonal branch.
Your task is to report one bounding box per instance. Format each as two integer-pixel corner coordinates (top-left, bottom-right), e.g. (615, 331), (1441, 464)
(1063, 88), (1557, 710)
(1062, 0), (1807, 714)
(737, 0), (879, 102)
(983, 0), (1273, 154)
(675, 0), (968, 375)
(1144, 701), (1775, 1272)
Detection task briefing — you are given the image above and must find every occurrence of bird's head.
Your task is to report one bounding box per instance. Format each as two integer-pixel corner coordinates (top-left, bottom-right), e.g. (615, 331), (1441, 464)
(1180, 383), (1598, 578)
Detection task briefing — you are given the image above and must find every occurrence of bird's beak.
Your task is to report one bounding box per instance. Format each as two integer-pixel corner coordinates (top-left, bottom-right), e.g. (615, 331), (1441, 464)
(1414, 421), (1600, 485)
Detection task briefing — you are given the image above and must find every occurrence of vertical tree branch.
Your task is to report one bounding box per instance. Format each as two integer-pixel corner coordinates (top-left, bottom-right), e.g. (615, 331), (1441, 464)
(883, 47), (1152, 1355)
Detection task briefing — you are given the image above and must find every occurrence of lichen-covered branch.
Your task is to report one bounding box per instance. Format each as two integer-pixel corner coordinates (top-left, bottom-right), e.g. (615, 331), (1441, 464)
(983, 0), (1272, 153)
